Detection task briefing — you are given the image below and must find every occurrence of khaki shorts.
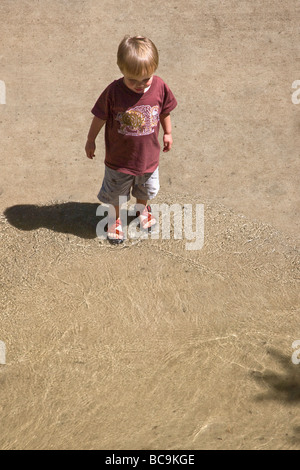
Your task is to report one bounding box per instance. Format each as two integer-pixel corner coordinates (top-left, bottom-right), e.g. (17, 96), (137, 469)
(98, 166), (160, 206)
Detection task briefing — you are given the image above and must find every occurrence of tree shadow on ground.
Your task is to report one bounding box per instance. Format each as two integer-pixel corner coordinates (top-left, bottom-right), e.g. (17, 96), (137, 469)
(250, 348), (300, 445)
(290, 426), (300, 445)
(3, 202), (105, 239)
(251, 348), (300, 403)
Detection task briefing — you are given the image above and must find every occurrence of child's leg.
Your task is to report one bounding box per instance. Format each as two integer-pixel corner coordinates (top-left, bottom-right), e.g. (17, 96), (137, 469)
(135, 199), (157, 230)
(97, 167), (133, 243)
(108, 204), (120, 223)
(107, 205), (124, 243)
(136, 198), (147, 211)
(132, 169), (159, 231)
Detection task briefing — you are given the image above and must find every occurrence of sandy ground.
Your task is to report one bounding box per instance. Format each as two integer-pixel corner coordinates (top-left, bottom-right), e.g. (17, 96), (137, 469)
(0, 0), (299, 450)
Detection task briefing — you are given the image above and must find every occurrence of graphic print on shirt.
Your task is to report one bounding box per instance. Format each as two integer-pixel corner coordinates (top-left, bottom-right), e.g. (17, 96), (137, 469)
(116, 105), (159, 136)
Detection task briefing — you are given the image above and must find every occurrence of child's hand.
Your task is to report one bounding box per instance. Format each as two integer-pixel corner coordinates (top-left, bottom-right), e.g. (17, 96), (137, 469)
(85, 140), (96, 159)
(163, 133), (173, 152)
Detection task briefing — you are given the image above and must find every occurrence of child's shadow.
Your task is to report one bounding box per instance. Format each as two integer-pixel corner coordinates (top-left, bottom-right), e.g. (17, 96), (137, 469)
(3, 202), (107, 239)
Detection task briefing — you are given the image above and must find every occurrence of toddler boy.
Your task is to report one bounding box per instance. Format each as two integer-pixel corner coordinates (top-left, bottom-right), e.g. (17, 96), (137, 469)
(85, 35), (177, 243)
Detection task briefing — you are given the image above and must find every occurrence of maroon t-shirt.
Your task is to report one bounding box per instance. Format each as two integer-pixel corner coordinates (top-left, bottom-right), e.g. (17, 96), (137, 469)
(91, 76), (177, 175)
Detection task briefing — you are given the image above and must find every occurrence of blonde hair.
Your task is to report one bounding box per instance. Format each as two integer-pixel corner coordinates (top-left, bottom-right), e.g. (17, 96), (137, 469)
(117, 35), (159, 77)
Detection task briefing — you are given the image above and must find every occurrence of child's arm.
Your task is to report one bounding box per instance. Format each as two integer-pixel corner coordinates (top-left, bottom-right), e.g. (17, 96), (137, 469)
(85, 116), (106, 159)
(160, 113), (173, 153)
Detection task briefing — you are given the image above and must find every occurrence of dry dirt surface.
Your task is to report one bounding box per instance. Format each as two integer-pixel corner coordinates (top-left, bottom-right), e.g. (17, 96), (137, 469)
(0, 0), (299, 450)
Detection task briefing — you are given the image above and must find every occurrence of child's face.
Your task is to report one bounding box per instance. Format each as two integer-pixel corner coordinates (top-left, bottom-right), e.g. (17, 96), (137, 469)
(123, 73), (153, 94)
